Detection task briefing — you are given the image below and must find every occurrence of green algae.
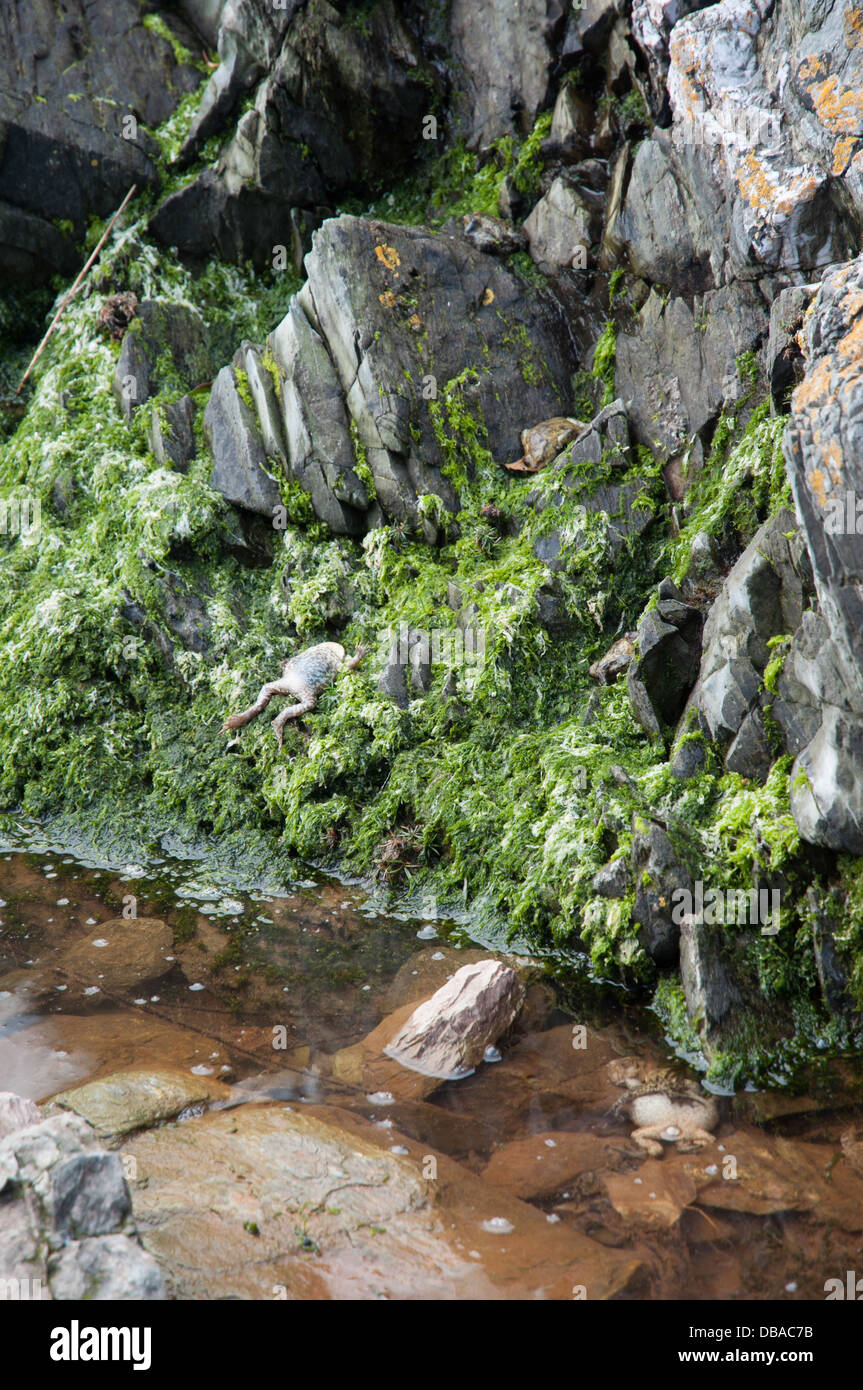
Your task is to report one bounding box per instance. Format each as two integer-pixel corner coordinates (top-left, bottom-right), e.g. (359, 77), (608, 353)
(0, 80), (857, 1090)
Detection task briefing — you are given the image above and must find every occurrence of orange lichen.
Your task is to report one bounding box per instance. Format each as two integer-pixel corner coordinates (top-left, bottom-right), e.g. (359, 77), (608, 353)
(378, 290), (396, 308)
(807, 75), (863, 134)
(375, 244), (401, 272)
(832, 134), (858, 175)
(844, 5), (863, 47)
(482, 288), (495, 306)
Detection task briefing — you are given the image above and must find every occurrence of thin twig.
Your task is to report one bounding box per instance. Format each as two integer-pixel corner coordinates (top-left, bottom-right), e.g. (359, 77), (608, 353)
(17, 183), (138, 395)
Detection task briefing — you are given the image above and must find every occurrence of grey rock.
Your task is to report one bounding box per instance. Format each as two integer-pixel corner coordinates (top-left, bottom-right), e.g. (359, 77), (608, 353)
(378, 627), (432, 709)
(51, 1153), (131, 1239)
(523, 176), (599, 273)
(627, 588), (703, 737)
(679, 915), (746, 1049)
(781, 254), (863, 851)
(766, 285), (815, 413)
(268, 298), (369, 535)
(615, 283), (768, 486)
(152, 0), (436, 265)
(301, 215), (576, 539)
(147, 396), (197, 472)
(0, 1), (201, 283)
(205, 364), (282, 517)
(449, 0), (564, 149)
(48, 1234), (166, 1301)
(592, 856), (630, 898)
(674, 510), (814, 779)
(113, 300), (215, 422)
(631, 821), (690, 966)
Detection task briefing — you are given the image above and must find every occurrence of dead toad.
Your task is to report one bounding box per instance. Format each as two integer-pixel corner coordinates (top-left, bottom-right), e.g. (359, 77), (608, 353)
(504, 416), (587, 472)
(608, 1058), (719, 1157)
(222, 640), (367, 749)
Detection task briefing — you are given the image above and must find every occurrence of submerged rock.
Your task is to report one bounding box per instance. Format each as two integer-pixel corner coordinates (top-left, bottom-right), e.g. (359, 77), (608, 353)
(56, 917), (174, 994)
(51, 1068), (232, 1139)
(383, 960), (524, 1081)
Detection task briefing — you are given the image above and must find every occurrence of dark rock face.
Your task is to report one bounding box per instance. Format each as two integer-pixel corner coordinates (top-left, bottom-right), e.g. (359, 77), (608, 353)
(113, 300), (216, 422)
(672, 510), (814, 781)
(782, 255), (863, 852)
(378, 627), (433, 708)
(0, 2), (201, 282)
(147, 396), (197, 472)
(0, 1104), (164, 1300)
(628, 579), (703, 737)
(631, 820), (691, 966)
(615, 282), (767, 489)
(205, 215), (578, 539)
(51, 1153), (131, 1239)
(151, 0), (438, 265)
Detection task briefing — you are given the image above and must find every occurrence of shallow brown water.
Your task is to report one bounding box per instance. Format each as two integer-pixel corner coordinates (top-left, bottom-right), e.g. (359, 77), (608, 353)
(3, 831), (863, 1300)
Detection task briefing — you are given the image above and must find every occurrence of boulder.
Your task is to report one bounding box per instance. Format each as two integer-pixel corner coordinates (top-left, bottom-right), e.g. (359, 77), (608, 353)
(147, 396), (197, 472)
(523, 176), (600, 273)
(377, 626), (433, 708)
(204, 363), (282, 517)
(630, 820), (692, 966)
(383, 960), (525, 1080)
(51, 1068), (232, 1139)
(0, 1105), (164, 1300)
(267, 299), (371, 535)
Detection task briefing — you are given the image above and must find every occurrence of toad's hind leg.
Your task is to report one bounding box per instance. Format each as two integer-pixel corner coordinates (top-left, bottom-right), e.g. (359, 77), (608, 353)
(630, 1125), (666, 1158)
(222, 680), (285, 732)
(272, 686), (317, 748)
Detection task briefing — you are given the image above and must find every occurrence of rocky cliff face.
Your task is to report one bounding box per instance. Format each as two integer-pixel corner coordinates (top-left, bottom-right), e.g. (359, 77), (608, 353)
(3, 0), (863, 1081)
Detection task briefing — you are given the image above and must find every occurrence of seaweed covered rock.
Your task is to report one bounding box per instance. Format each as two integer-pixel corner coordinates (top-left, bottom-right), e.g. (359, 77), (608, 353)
(672, 510), (814, 781)
(0, 2), (202, 283)
(205, 214), (578, 540)
(113, 300), (216, 422)
(627, 578), (703, 738)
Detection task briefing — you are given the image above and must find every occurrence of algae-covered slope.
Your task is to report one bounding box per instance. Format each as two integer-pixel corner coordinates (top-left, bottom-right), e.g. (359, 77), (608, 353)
(3, 0), (863, 1087)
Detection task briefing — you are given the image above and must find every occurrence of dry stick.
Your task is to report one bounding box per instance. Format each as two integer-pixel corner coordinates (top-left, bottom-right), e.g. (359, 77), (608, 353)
(16, 183), (138, 395)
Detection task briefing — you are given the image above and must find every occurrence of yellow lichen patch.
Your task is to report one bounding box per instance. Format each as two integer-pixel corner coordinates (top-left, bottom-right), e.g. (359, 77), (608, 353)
(808, 74), (863, 134)
(845, 5), (863, 47)
(808, 468), (831, 508)
(375, 244), (401, 273)
(409, 313), (421, 331)
(832, 133), (859, 175)
(378, 290), (396, 308)
(792, 357), (833, 411)
(837, 314), (863, 363)
(736, 153), (817, 219)
(797, 52), (829, 84)
(481, 288), (495, 306)
(840, 287), (863, 323)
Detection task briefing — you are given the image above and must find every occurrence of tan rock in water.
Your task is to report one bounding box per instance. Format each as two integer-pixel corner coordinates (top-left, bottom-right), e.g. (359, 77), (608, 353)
(58, 917), (174, 993)
(504, 416), (586, 472)
(384, 960), (524, 1080)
